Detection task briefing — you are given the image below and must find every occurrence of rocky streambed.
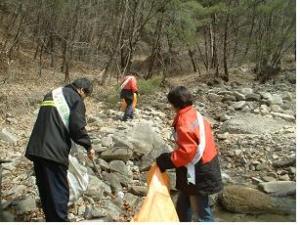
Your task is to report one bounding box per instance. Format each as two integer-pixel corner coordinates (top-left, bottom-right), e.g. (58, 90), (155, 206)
(0, 77), (296, 222)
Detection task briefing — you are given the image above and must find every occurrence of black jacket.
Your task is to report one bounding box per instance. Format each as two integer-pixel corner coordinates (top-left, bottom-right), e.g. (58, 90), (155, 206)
(157, 154), (223, 195)
(25, 85), (92, 166)
(175, 155), (223, 195)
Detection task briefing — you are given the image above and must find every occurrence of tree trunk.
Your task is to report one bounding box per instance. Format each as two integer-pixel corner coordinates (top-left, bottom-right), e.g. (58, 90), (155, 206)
(100, 0), (128, 85)
(188, 49), (198, 73)
(223, 10), (230, 81)
(146, 10), (165, 80)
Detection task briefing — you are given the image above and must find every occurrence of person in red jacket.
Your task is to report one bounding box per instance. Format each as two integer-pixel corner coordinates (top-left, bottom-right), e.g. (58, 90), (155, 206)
(156, 86), (223, 222)
(120, 72), (139, 121)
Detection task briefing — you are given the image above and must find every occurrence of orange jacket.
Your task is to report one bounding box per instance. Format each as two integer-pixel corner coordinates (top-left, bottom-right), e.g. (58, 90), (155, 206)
(171, 106), (218, 167)
(120, 75), (138, 93)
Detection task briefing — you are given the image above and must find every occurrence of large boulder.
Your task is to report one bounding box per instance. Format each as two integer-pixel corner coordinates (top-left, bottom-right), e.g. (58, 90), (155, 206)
(101, 148), (133, 162)
(221, 114), (291, 134)
(258, 181), (296, 197)
(128, 121), (170, 170)
(86, 175), (112, 200)
(219, 185), (296, 215)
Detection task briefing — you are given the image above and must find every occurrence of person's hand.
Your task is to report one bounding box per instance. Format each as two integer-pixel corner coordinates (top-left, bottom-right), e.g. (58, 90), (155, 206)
(156, 152), (175, 173)
(87, 148), (95, 161)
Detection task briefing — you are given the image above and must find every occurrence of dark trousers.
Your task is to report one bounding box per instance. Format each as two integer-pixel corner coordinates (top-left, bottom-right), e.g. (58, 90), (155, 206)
(33, 159), (69, 222)
(120, 89), (134, 121)
(123, 97), (134, 121)
(176, 192), (214, 222)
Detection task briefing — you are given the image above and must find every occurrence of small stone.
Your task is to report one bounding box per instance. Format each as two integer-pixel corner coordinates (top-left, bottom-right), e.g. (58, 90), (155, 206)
(233, 101), (246, 110)
(232, 91), (246, 101)
(15, 196), (37, 214)
(253, 108), (260, 114)
(207, 93), (222, 102)
(260, 105), (269, 115)
(270, 105), (282, 112)
(234, 149), (242, 157)
(245, 93), (261, 101)
(268, 94), (283, 106)
(240, 88), (253, 95)
(289, 167), (296, 174)
(101, 136), (113, 147)
(0, 128), (18, 143)
(271, 112), (295, 122)
(220, 114), (231, 122)
(278, 174), (290, 181)
(262, 176), (276, 182)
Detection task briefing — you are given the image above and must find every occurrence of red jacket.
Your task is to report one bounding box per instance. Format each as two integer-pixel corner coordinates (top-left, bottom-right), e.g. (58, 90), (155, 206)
(120, 75), (138, 93)
(171, 106), (218, 167)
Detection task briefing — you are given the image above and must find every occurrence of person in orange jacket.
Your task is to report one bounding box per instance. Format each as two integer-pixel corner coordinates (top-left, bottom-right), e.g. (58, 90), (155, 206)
(156, 86), (223, 222)
(120, 72), (139, 121)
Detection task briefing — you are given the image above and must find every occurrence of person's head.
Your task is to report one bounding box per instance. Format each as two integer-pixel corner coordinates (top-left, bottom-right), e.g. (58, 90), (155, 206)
(125, 71), (139, 78)
(167, 86), (193, 111)
(72, 78), (93, 99)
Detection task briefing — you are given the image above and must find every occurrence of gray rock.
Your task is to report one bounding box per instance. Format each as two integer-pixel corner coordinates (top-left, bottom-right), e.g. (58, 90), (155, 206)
(222, 95), (236, 102)
(219, 114), (231, 122)
(270, 105), (282, 112)
(86, 175), (112, 200)
(272, 156), (296, 168)
(239, 88), (253, 95)
(129, 186), (148, 196)
(0, 128), (18, 143)
(279, 174), (290, 181)
(259, 181), (296, 196)
(232, 91), (246, 101)
(101, 136), (113, 147)
(124, 193), (140, 209)
(260, 105), (269, 115)
(101, 148), (133, 161)
(289, 167), (296, 174)
(261, 176), (277, 182)
(245, 93), (261, 101)
(282, 92), (293, 101)
(2, 211), (15, 222)
(268, 94), (283, 106)
(271, 112), (295, 122)
(259, 92), (272, 100)
(84, 206), (107, 219)
(207, 93), (222, 102)
(15, 196), (37, 214)
(221, 114), (286, 134)
(101, 199), (122, 220)
(219, 185), (296, 215)
(93, 144), (108, 153)
(96, 158), (110, 171)
(102, 172), (122, 193)
(109, 160), (128, 176)
(112, 136), (133, 149)
(233, 101), (246, 110)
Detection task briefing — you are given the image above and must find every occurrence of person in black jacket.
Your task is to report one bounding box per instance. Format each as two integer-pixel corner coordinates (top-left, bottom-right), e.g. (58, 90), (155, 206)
(25, 78), (95, 222)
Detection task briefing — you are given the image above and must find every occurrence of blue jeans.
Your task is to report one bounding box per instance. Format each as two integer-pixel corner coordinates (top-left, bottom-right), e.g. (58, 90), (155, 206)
(122, 97), (134, 121)
(176, 192), (214, 222)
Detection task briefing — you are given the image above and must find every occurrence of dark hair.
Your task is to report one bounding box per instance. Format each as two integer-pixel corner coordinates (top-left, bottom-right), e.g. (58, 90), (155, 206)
(167, 86), (193, 109)
(126, 71), (139, 78)
(72, 78), (93, 96)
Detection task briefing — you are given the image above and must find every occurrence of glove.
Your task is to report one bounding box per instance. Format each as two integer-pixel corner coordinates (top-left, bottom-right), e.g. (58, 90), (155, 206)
(156, 152), (175, 173)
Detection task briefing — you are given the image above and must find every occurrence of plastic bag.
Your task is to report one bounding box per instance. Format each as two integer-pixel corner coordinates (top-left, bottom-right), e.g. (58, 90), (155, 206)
(68, 155), (89, 205)
(120, 93), (137, 112)
(132, 163), (179, 222)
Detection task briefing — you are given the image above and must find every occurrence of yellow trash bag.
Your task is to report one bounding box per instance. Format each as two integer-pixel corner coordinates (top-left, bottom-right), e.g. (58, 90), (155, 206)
(120, 93), (137, 112)
(132, 163), (179, 222)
